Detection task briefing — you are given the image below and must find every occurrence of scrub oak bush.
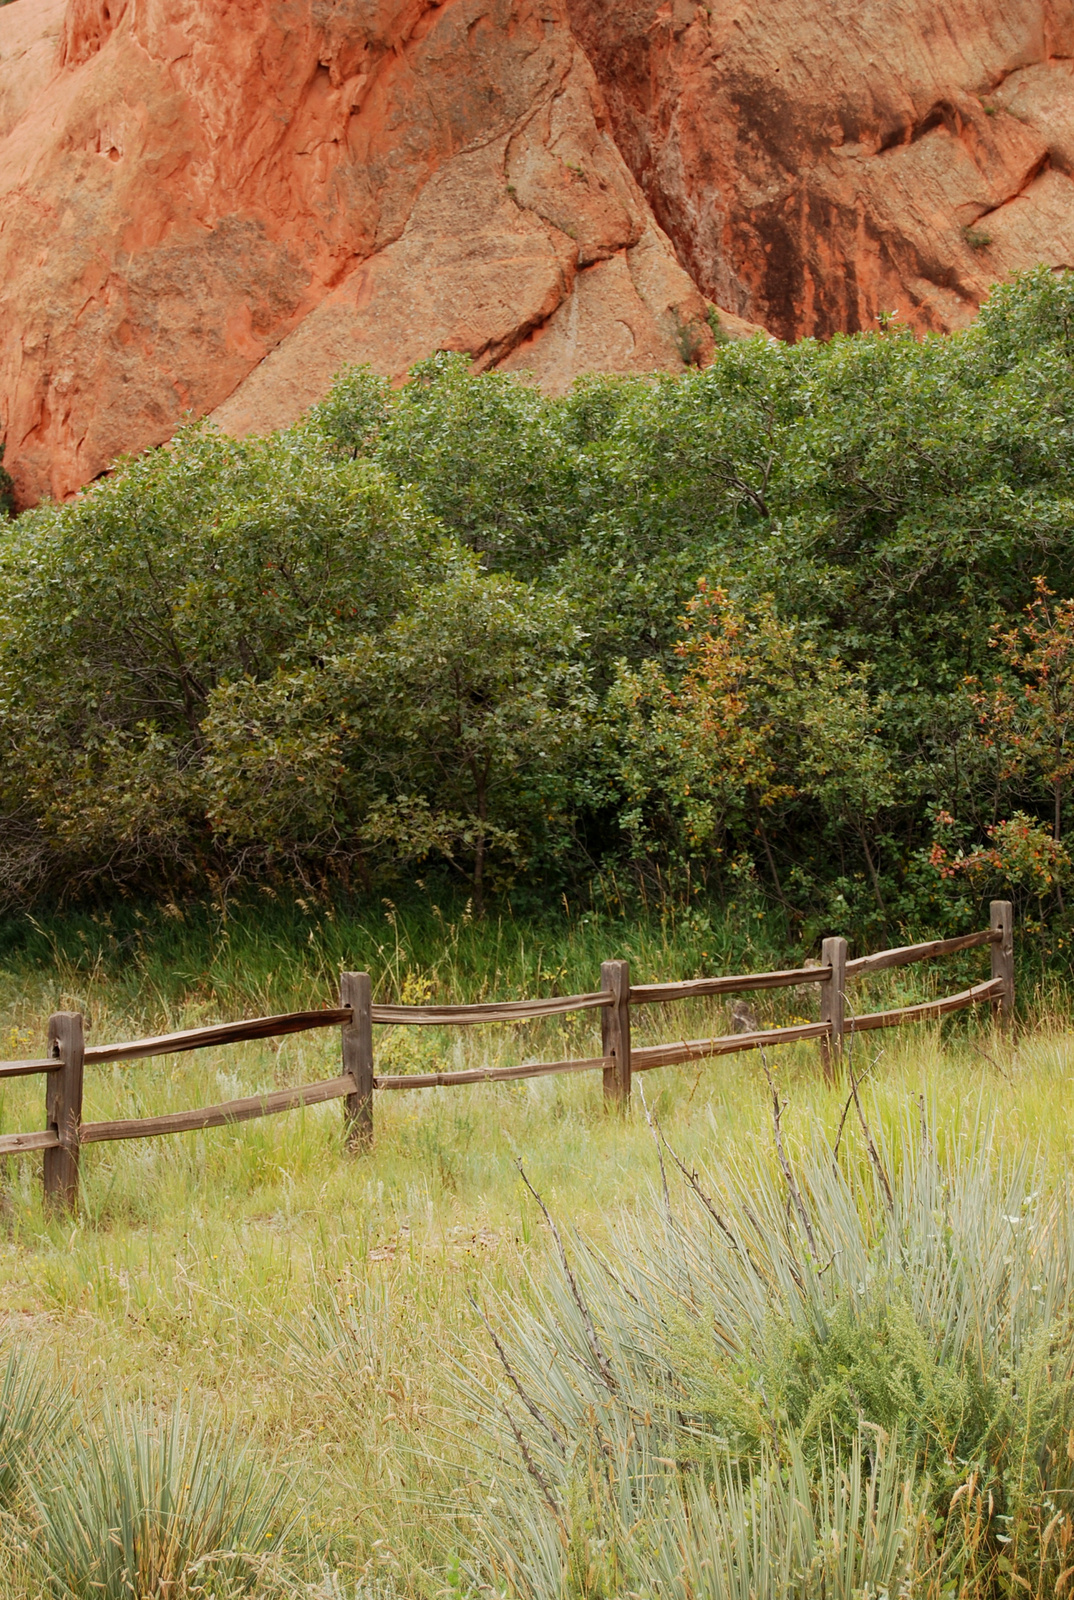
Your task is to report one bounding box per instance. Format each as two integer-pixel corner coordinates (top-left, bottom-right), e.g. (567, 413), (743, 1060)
(5, 270), (1074, 939)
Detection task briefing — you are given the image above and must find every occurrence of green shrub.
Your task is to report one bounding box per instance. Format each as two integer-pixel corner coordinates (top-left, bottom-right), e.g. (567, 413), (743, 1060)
(203, 562), (593, 906)
(0, 422), (449, 898)
(4, 270), (1074, 937)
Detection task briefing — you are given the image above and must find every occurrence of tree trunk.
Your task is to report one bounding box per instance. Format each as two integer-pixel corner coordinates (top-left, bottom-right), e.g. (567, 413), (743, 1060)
(858, 825), (886, 915)
(472, 762), (489, 918)
(757, 820), (793, 915)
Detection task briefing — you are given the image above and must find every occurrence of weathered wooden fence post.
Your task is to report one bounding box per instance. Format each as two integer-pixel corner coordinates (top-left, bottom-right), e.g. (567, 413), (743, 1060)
(601, 959), (632, 1112)
(341, 971), (374, 1148)
(44, 1011), (84, 1214)
(990, 900), (1014, 1023)
(819, 936), (847, 1082)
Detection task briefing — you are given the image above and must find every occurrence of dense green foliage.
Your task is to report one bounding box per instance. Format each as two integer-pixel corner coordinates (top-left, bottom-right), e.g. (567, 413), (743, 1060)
(6, 268), (1074, 942)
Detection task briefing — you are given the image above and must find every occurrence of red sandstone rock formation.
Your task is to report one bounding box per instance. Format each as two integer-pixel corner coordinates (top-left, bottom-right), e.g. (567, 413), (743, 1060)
(0, 0), (720, 507)
(566, 0), (1074, 340)
(1, 0), (1073, 507)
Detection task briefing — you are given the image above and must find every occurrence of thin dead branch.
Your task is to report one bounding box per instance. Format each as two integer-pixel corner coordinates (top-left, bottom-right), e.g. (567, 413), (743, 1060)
(966, 1039), (1012, 1083)
(517, 1160), (617, 1394)
(849, 1050), (894, 1213)
(470, 1292), (566, 1453)
(833, 1051), (882, 1166)
(639, 1094), (749, 1263)
(638, 1082), (671, 1216)
(504, 1405), (561, 1520)
(761, 1053), (819, 1262)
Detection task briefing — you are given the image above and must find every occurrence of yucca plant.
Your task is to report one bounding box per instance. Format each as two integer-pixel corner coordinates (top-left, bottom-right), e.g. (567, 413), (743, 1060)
(459, 1105), (1074, 1596)
(28, 1398), (287, 1599)
(470, 1425), (923, 1600)
(0, 1342), (64, 1509)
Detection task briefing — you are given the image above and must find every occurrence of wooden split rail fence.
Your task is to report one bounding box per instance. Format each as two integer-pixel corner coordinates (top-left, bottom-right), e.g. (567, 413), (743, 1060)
(0, 901), (1014, 1214)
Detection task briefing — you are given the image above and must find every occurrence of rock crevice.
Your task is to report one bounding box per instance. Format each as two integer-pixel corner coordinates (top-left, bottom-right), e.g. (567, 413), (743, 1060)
(565, 0), (1074, 341)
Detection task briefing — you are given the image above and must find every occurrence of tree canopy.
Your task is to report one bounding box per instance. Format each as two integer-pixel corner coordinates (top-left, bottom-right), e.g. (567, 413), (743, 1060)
(3, 267), (1074, 941)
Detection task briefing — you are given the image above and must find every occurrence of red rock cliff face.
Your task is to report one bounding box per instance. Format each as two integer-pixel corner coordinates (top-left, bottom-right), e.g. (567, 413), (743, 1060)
(0, 0), (720, 506)
(566, 0), (1074, 340)
(1, 0), (1073, 506)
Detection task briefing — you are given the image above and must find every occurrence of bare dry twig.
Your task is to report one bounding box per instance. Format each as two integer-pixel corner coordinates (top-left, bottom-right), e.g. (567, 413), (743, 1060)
(839, 994), (894, 1211)
(504, 1405), (561, 1519)
(761, 1053), (818, 1262)
(966, 1039), (1013, 1083)
(849, 1049), (894, 1213)
(833, 1051), (882, 1166)
(517, 1160), (617, 1394)
(469, 1291), (566, 1453)
(637, 1081), (671, 1216)
(638, 1088), (749, 1262)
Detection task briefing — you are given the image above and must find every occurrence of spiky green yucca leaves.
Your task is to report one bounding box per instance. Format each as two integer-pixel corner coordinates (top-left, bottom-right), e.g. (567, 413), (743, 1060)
(475, 1431), (922, 1600)
(28, 1400), (286, 1599)
(463, 1112), (1074, 1598)
(0, 1344), (63, 1508)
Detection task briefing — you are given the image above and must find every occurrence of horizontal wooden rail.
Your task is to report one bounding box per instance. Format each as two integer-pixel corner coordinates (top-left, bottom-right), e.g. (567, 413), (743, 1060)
(83, 1008), (351, 1066)
(0, 1128), (61, 1156)
(847, 977), (1003, 1033)
(20, 974), (997, 1149)
(634, 1020), (832, 1071)
(370, 992), (611, 1026)
(375, 1054), (613, 1090)
(1, 905), (1014, 1212)
(79, 1073), (357, 1144)
(630, 967), (830, 1005)
(0, 1058), (60, 1080)
(845, 929), (996, 978)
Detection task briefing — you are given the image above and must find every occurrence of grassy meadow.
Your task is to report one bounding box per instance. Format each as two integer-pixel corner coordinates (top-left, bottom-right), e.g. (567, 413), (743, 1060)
(0, 895), (1073, 1597)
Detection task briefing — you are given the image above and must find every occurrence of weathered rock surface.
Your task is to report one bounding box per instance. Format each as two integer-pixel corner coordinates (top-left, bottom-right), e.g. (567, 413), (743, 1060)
(566, 0), (1074, 341)
(1, 0), (1074, 506)
(0, 0), (717, 506)
(211, 45), (721, 436)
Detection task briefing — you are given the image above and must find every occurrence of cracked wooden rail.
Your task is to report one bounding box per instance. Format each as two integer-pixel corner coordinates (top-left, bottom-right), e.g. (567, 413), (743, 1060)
(0, 901), (1014, 1213)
